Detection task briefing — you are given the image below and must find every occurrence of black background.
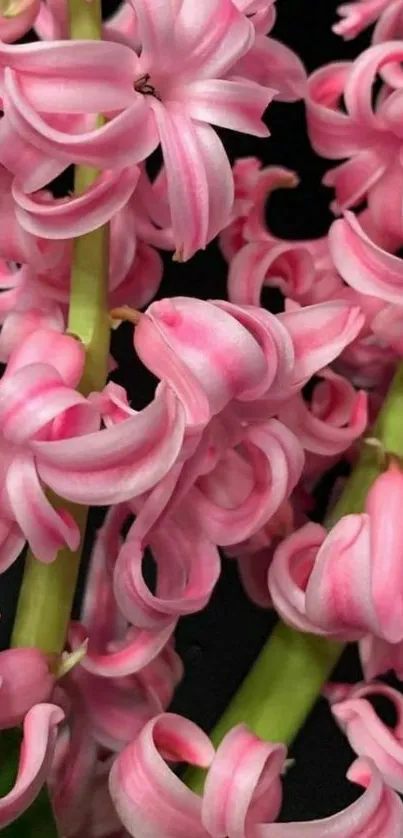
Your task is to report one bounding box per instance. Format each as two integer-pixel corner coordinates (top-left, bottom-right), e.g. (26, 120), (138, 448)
(0, 0), (396, 823)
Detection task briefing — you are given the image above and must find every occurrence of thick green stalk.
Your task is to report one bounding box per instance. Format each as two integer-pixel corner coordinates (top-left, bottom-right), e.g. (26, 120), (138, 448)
(11, 0), (108, 657)
(186, 361), (403, 794)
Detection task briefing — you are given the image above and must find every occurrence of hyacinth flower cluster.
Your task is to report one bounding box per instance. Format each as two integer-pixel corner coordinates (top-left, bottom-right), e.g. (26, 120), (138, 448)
(3, 0), (403, 835)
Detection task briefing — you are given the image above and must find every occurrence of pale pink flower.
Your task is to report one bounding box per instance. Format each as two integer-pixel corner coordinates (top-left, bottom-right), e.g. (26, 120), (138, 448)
(305, 42), (403, 231)
(329, 681), (403, 793)
(0, 703), (64, 829)
(0, 0), (274, 258)
(270, 462), (403, 643)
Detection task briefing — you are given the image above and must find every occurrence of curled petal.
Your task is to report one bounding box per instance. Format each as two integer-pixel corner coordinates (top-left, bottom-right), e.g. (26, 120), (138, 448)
(234, 35), (307, 102)
(268, 523), (340, 635)
(114, 518), (220, 629)
(13, 167), (140, 240)
(279, 300), (365, 387)
(69, 620), (176, 678)
(330, 212), (403, 304)
(5, 69), (158, 173)
(256, 758), (403, 837)
(0, 703), (64, 829)
(306, 63), (364, 159)
(5, 452), (80, 563)
(190, 420), (304, 546)
(228, 242), (314, 307)
(0, 517), (25, 574)
(183, 78), (273, 137)
(135, 297), (269, 425)
(330, 682), (403, 793)
(109, 713), (214, 838)
(35, 388), (186, 506)
(0, 40), (138, 113)
(202, 725), (286, 838)
(323, 150), (386, 214)
(278, 374), (368, 456)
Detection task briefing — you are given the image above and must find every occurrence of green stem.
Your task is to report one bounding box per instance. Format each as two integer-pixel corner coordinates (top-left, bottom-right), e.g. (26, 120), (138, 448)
(186, 361), (403, 794)
(11, 0), (108, 658)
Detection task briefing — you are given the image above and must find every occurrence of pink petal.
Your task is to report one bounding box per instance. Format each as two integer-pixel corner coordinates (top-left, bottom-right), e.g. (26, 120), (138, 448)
(5, 69), (159, 172)
(0, 40), (138, 113)
(306, 63), (365, 159)
(330, 682), (403, 793)
(256, 759), (403, 837)
(333, 0), (390, 39)
(0, 517), (25, 573)
(175, 0), (254, 80)
(234, 35), (307, 102)
(183, 78), (272, 137)
(35, 388), (185, 505)
(13, 167), (140, 240)
(279, 300), (365, 387)
(69, 620), (176, 678)
(109, 713), (214, 838)
(268, 522), (338, 636)
(114, 517), (220, 629)
(134, 297), (269, 424)
(5, 452), (80, 562)
(323, 150), (386, 214)
(148, 101), (211, 260)
(228, 241), (314, 307)
(329, 211), (403, 304)
(202, 725), (285, 837)
(0, 703), (64, 829)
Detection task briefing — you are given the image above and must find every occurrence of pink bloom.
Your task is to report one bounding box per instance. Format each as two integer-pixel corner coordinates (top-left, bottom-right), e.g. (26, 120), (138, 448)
(256, 759), (403, 837)
(270, 462), (403, 642)
(202, 724), (286, 837)
(109, 713), (215, 838)
(329, 681), (403, 793)
(305, 43), (403, 227)
(1, 0), (274, 259)
(0, 648), (54, 728)
(0, 703), (63, 829)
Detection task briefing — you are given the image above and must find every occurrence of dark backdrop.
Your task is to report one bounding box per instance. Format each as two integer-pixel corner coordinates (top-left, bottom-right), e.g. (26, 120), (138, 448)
(0, 0), (393, 823)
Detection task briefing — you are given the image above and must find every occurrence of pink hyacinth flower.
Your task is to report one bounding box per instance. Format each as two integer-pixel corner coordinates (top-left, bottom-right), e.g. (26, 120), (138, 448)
(0, 648), (54, 728)
(0, 703), (63, 829)
(305, 43), (403, 226)
(329, 681), (403, 793)
(255, 759), (403, 836)
(304, 462), (403, 643)
(109, 713), (215, 838)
